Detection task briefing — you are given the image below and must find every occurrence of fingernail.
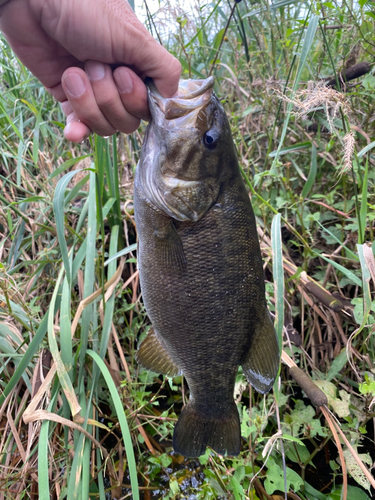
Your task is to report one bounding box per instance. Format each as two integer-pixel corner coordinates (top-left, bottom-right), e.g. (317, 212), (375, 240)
(114, 68), (133, 93)
(86, 61), (105, 81)
(63, 73), (85, 97)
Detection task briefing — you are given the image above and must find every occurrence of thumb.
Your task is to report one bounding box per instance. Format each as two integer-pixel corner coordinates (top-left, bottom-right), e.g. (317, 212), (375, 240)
(99, 2), (181, 97)
(137, 39), (181, 98)
(114, 32), (181, 98)
(150, 52), (182, 98)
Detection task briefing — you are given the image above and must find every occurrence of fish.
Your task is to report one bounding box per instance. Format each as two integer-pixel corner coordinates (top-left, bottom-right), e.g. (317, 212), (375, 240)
(134, 77), (280, 458)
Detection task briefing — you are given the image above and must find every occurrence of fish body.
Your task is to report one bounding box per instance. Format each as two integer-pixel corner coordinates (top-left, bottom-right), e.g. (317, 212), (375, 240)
(134, 77), (279, 457)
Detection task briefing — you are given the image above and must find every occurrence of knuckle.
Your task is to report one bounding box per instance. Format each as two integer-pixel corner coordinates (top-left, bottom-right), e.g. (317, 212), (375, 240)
(76, 112), (115, 136)
(98, 94), (119, 111)
(119, 117), (140, 135)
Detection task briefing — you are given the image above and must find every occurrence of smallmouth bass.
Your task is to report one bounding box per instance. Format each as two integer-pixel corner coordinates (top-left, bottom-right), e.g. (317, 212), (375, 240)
(134, 77), (279, 457)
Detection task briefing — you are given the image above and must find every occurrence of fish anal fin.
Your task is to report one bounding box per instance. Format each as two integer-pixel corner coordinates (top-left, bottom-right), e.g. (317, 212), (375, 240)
(136, 326), (181, 377)
(154, 220), (186, 272)
(242, 314), (280, 394)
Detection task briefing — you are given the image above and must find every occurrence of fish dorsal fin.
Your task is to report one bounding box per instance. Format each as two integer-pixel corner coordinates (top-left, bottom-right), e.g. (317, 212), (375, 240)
(242, 314), (280, 394)
(136, 326), (181, 377)
(154, 220), (187, 272)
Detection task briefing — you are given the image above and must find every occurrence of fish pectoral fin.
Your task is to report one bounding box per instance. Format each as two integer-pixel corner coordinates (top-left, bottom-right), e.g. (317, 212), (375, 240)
(242, 314), (280, 394)
(136, 326), (181, 377)
(153, 220), (186, 271)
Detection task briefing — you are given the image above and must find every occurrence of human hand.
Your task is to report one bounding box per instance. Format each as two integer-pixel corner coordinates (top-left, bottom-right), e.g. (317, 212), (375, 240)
(0, 0), (181, 142)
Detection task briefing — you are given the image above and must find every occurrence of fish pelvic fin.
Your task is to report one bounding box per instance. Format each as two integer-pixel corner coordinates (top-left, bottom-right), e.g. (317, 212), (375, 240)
(242, 313), (280, 394)
(136, 326), (181, 377)
(173, 401), (240, 458)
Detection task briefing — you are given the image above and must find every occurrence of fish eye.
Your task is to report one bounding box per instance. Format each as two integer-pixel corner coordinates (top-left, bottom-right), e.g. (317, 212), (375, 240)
(203, 129), (220, 150)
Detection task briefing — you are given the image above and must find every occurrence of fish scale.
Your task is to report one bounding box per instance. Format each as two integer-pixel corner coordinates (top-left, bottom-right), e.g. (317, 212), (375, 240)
(134, 77), (280, 457)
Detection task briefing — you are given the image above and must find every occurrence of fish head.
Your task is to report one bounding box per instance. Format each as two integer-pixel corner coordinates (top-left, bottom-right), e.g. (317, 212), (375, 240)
(138, 77), (237, 222)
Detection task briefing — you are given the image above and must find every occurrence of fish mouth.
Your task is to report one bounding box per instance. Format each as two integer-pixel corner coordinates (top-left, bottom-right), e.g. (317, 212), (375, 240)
(147, 77), (214, 125)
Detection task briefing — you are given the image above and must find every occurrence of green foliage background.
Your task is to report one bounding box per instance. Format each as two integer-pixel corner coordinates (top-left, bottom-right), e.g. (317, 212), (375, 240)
(0, 0), (374, 499)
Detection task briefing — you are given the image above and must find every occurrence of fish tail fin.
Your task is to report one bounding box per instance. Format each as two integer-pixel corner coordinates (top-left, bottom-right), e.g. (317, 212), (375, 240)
(173, 401), (240, 457)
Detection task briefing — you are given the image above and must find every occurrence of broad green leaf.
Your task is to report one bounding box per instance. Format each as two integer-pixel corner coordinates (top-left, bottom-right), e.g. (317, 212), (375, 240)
(327, 349), (348, 381)
(328, 484), (371, 500)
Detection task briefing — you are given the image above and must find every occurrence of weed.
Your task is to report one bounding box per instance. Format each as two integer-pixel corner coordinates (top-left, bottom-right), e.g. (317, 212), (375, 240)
(1, 1), (375, 499)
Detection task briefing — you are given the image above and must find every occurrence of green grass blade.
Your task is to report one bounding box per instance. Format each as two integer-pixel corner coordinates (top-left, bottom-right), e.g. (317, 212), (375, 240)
(271, 14), (319, 170)
(64, 174), (90, 206)
(16, 112), (24, 186)
(78, 170), (97, 385)
(87, 349), (139, 500)
(357, 140), (375, 159)
(72, 238), (87, 279)
(317, 222), (358, 261)
(94, 135), (106, 201)
(99, 225), (118, 358)
(48, 265), (81, 417)
(96, 448), (106, 500)
(316, 253), (362, 287)
(104, 243), (137, 266)
(48, 155), (91, 181)
(301, 144), (317, 198)
(32, 97), (44, 166)
(68, 433), (85, 499)
(357, 244), (371, 319)
(74, 197), (89, 235)
(185, 0), (223, 49)
(38, 420), (50, 500)
(67, 381), (91, 499)
(268, 141), (312, 157)
(53, 170), (83, 284)
(82, 420), (92, 500)
(60, 276), (73, 377)
(271, 213), (284, 398)
(294, 15), (319, 88)
(110, 135), (122, 223)
(102, 197), (117, 219)
(7, 205), (26, 269)
(0, 313), (48, 406)
(243, 0), (300, 18)
(359, 157), (369, 245)
(0, 95), (23, 141)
